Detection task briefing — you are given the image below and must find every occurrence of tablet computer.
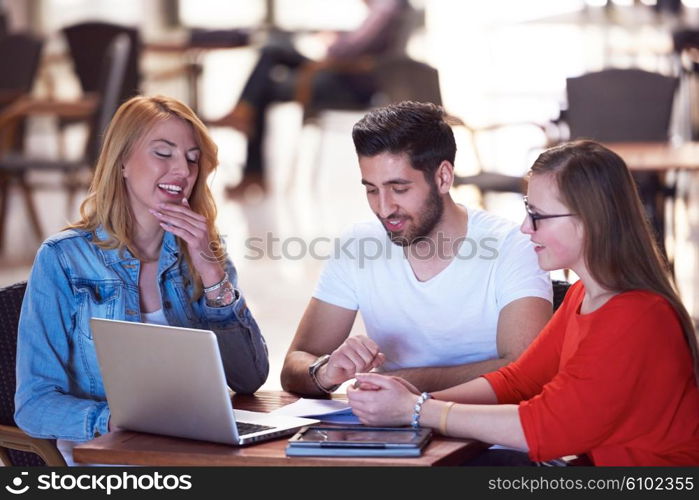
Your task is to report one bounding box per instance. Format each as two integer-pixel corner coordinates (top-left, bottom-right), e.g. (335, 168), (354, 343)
(286, 426), (433, 457)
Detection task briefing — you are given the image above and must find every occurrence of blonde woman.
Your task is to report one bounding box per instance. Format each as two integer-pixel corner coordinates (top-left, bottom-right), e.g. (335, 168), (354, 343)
(14, 96), (269, 457)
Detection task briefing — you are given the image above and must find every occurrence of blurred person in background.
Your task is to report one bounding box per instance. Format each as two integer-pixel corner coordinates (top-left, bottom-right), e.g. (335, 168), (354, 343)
(208, 0), (411, 197)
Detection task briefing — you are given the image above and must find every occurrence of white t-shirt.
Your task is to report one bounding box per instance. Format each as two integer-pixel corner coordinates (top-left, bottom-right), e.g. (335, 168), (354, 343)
(313, 207), (552, 371)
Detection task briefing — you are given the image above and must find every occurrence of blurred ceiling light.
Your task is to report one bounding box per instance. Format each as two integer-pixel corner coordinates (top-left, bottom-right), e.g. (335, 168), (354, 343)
(683, 0), (699, 7)
(611, 0), (634, 5)
(640, 0), (658, 5)
(586, 0), (608, 7)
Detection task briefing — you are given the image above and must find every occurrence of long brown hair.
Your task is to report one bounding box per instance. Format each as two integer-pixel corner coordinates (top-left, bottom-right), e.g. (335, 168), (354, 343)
(531, 140), (699, 383)
(67, 95), (224, 298)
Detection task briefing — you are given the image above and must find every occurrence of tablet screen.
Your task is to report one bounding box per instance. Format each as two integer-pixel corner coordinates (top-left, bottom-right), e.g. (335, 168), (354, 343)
(292, 426), (431, 447)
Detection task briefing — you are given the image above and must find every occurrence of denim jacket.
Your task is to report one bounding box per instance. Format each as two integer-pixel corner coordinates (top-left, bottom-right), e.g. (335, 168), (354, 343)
(14, 227), (269, 441)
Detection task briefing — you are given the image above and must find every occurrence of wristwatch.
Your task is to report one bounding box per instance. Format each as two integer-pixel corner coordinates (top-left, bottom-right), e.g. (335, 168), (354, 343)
(308, 354), (340, 394)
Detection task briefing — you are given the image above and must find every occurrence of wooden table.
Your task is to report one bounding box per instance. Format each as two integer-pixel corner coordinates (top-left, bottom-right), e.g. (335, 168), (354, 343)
(73, 391), (485, 466)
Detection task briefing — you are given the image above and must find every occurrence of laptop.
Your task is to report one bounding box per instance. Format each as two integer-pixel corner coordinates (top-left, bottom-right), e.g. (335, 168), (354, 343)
(91, 318), (318, 446)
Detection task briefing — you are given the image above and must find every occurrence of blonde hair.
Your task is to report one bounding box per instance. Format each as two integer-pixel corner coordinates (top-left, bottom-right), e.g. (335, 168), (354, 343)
(67, 95), (224, 298)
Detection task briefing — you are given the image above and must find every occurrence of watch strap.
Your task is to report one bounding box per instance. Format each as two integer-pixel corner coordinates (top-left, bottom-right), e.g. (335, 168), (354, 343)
(308, 354), (340, 393)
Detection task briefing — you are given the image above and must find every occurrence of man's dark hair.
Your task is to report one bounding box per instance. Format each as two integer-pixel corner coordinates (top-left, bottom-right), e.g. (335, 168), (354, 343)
(351, 101), (457, 182)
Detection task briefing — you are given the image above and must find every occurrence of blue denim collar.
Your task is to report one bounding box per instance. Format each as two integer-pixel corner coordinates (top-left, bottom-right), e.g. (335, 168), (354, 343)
(93, 226), (180, 270)
(158, 231), (180, 275)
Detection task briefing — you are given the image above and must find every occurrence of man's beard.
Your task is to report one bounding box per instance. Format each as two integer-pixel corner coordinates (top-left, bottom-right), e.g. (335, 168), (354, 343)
(385, 183), (444, 247)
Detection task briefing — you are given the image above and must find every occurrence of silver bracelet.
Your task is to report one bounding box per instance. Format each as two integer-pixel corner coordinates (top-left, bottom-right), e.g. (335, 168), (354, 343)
(203, 272), (228, 293)
(205, 279), (237, 308)
(411, 392), (431, 429)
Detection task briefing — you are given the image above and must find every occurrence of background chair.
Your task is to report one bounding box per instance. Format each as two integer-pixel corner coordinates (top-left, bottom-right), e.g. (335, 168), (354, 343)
(565, 68), (677, 142)
(293, 0), (428, 118)
(672, 28), (699, 140)
(450, 116), (543, 202)
(552, 279), (572, 311)
(292, 55), (537, 202)
(61, 21), (141, 109)
(0, 33), (132, 251)
(0, 33), (44, 112)
(48, 22), (141, 158)
(0, 33), (44, 152)
(0, 281), (66, 466)
(292, 56), (444, 189)
(283, 0), (534, 199)
(554, 68), (679, 247)
(0, 10), (6, 38)
(372, 58), (533, 200)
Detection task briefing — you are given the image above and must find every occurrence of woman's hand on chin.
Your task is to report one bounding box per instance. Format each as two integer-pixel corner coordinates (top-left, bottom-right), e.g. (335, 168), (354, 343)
(149, 197), (224, 280)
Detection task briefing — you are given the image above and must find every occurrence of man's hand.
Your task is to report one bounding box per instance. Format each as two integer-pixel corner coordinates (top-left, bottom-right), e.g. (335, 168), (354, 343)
(317, 335), (385, 389)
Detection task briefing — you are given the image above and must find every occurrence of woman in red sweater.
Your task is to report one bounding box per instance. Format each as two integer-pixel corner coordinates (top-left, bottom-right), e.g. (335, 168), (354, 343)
(347, 140), (699, 465)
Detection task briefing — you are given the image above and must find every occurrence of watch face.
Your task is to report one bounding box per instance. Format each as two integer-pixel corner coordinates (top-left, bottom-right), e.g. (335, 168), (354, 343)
(310, 355), (336, 392)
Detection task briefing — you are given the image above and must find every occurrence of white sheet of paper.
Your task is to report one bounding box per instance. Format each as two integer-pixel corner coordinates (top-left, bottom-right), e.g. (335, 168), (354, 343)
(269, 398), (350, 417)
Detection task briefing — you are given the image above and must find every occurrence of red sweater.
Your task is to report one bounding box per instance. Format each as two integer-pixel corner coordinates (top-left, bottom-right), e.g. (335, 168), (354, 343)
(483, 281), (699, 465)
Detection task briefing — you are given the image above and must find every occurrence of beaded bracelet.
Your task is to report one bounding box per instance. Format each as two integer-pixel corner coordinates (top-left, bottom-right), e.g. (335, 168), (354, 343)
(411, 392), (431, 429)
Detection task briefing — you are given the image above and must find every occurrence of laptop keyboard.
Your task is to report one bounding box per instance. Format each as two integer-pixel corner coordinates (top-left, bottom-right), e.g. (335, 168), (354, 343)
(236, 421), (275, 436)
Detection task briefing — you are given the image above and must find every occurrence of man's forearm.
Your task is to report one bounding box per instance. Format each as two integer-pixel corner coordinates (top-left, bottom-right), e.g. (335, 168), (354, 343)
(280, 352), (328, 396)
(382, 357), (511, 393)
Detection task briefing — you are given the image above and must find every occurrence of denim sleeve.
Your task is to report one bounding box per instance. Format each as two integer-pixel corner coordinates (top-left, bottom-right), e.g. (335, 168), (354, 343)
(14, 242), (110, 441)
(198, 258), (269, 394)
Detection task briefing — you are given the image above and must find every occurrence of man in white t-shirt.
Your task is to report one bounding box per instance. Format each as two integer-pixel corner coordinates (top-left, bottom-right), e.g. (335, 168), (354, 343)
(281, 101), (552, 395)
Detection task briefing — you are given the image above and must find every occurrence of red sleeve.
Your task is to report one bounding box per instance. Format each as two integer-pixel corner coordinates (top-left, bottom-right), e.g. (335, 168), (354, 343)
(483, 282), (582, 403)
(520, 296), (686, 461)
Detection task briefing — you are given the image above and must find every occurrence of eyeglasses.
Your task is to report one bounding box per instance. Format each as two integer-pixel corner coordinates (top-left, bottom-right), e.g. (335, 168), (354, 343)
(523, 196), (575, 231)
